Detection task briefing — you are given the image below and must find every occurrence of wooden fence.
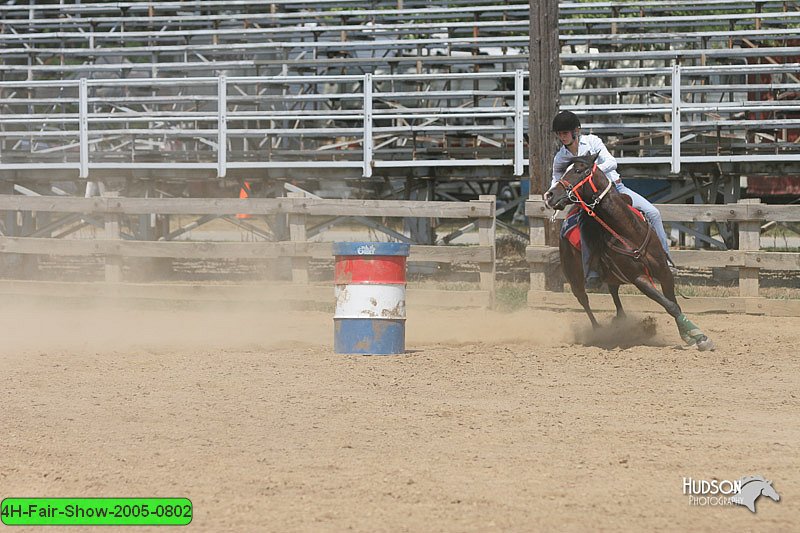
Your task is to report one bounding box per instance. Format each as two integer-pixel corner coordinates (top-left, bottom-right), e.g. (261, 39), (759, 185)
(3, 193), (800, 314)
(0, 193), (496, 307)
(526, 196), (800, 316)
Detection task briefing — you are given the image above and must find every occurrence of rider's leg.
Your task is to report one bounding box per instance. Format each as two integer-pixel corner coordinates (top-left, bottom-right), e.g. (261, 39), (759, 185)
(577, 212), (601, 288)
(614, 182), (673, 263)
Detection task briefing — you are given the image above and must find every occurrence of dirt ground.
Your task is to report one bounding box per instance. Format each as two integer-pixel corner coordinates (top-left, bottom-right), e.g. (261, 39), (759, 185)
(1, 296), (798, 532)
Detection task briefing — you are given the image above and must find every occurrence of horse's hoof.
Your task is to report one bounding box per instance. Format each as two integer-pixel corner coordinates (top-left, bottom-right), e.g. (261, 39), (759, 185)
(696, 337), (715, 351)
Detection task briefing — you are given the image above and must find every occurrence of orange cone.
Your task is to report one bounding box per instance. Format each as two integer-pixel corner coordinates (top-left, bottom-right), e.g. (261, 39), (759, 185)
(237, 181), (252, 219)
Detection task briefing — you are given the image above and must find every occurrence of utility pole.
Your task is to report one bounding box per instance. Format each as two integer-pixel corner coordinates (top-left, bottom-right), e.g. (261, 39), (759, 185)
(529, 0), (560, 197)
(529, 0), (561, 289)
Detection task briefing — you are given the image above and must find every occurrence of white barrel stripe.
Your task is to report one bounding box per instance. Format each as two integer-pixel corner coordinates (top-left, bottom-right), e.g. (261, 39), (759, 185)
(334, 284), (406, 319)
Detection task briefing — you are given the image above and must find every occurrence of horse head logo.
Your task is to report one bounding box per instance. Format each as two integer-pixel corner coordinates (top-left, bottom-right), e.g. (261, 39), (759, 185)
(730, 476), (780, 513)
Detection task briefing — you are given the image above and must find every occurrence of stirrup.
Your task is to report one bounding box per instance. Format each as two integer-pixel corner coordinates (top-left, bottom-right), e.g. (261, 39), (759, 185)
(666, 256), (678, 275)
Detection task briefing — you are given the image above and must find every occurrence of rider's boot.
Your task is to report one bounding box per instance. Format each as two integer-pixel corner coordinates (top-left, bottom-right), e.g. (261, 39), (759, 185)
(578, 214), (602, 289)
(585, 271), (602, 290)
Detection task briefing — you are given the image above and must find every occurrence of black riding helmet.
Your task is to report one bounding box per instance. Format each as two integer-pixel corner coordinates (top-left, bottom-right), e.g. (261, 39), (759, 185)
(552, 110), (581, 132)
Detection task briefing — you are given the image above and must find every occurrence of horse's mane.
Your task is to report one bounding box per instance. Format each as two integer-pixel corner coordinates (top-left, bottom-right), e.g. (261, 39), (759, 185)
(566, 153), (629, 204)
(740, 476), (768, 486)
(568, 154), (596, 167)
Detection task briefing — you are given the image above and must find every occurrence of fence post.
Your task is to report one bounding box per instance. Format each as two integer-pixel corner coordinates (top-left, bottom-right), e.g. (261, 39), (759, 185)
(103, 192), (122, 283)
(738, 198), (761, 298)
(476, 194), (496, 307)
(528, 194), (547, 291)
(287, 192), (308, 284)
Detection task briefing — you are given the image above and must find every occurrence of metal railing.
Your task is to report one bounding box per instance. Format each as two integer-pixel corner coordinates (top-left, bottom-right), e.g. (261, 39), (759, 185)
(1, 65), (799, 178)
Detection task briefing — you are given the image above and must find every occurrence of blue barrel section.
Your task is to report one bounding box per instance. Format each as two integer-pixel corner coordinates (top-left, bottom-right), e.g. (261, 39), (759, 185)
(333, 241), (410, 355)
(334, 319), (406, 355)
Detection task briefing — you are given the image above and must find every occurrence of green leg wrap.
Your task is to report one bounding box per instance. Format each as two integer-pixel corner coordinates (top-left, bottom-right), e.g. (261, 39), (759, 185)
(676, 313), (704, 345)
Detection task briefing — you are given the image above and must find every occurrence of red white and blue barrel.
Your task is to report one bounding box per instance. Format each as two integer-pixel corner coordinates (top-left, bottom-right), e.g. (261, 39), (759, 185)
(333, 242), (410, 355)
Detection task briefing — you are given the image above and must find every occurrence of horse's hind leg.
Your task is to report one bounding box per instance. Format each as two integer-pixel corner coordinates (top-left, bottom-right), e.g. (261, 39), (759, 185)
(658, 278), (714, 351)
(631, 275), (681, 318)
(609, 284), (626, 321)
(631, 275), (714, 351)
(658, 269), (679, 305)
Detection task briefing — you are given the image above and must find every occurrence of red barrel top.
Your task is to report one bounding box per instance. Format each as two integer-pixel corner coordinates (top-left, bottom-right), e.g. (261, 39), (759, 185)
(334, 255), (407, 284)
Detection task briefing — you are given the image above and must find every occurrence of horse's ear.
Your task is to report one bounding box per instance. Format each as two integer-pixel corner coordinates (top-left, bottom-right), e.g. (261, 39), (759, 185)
(588, 152), (600, 164)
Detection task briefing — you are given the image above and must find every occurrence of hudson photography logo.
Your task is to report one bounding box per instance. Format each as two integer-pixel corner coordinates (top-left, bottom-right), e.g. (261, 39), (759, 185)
(683, 476), (781, 512)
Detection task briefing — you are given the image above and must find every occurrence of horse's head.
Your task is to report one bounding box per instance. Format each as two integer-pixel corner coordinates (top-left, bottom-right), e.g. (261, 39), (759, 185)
(761, 480), (780, 502)
(735, 476), (781, 512)
(544, 152), (611, 211)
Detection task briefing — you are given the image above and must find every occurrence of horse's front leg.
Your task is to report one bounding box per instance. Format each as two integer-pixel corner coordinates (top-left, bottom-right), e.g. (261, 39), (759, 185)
(608, 284), (625, 321)
(630, 275), (715, 351)
(571, 279), (600, 330)
(561, 241), (600, 329)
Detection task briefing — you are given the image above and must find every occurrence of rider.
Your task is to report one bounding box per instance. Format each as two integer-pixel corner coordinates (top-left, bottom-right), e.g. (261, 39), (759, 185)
(550, 110), (675, 289)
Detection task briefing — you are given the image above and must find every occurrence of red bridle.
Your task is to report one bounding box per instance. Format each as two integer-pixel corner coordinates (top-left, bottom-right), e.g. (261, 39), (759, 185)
(557, 162), (601, 209)
(558, 163), (623, 241)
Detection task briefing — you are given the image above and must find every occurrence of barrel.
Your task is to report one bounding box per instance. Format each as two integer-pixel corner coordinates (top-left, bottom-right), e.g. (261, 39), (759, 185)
(333, 242), (410, 355)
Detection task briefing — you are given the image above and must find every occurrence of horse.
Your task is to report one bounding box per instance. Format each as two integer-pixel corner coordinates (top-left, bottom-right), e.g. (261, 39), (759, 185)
(543, 152), (715, 351)
(731, 476), (780, 512)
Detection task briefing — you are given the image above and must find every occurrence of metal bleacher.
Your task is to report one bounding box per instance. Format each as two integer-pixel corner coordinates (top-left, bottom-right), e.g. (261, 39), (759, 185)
(0, 0), (798, 200)
(559, 0), (800, 188)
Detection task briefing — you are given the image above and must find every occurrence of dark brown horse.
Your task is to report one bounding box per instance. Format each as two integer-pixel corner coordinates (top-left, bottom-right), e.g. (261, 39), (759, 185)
(543, 152), (714, 351)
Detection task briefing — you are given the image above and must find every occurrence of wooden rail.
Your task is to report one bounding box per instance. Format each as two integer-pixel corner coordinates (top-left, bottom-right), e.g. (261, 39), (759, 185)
(0, 194), (496, 307)
(3, 193), (800, 314)
(525, 196), (800, 316)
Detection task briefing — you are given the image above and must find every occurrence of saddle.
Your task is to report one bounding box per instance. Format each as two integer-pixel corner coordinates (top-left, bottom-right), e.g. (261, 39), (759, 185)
(561, 203), (646, 252)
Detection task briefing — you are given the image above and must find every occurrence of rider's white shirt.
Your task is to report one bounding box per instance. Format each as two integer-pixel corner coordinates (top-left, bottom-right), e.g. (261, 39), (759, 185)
(551, 133), (621, 187)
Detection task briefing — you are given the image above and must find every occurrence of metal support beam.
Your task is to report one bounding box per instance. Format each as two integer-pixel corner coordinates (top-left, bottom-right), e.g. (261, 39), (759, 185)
(79, 78), (89, 178)
(217, 75), (227, 178)
(671, 64), (681, 174)
(363, 73), (373, 178)
(514, 69), (524, 177)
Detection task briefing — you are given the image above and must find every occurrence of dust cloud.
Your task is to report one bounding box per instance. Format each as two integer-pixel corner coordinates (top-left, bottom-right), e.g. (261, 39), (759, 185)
(573, 314), (668, 349)
(0, 294), (575, 354)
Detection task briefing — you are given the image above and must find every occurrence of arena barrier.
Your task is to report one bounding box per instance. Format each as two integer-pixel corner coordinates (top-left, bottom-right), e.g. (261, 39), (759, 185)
(0, 194), (495, 308)
(1, 193), (800, 315)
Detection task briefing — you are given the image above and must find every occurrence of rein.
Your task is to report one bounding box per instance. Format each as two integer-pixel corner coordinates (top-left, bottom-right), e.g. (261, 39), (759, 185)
(558, 162), (655, 285)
